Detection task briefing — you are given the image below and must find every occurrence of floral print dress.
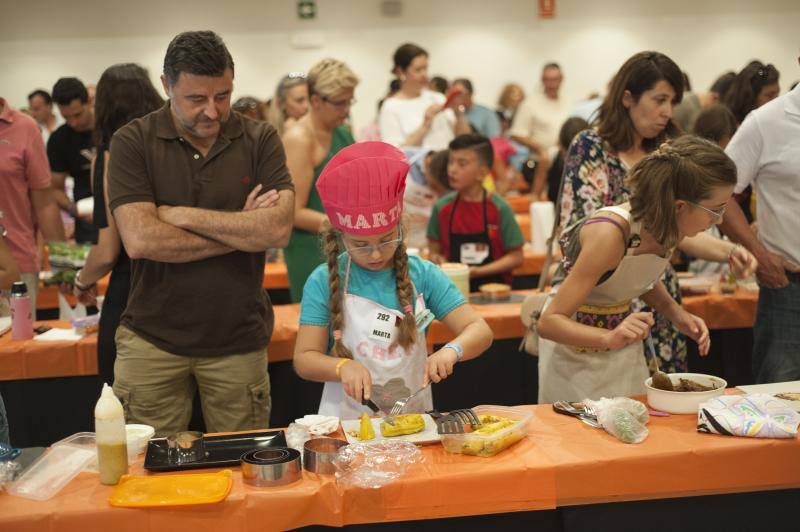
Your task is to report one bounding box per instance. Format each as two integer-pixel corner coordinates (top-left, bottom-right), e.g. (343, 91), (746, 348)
(558, 129), (687, 373)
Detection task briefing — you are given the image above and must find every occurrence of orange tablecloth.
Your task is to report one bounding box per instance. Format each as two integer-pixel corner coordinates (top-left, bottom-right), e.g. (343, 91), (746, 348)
(38, 264), (288, 310)
(682, 289), (758, 330)
(0, 322), (98, 381)
(506, 194), (534, 214)
(37, 253), (544, 311)
(1, 402), (797, 531)
(4, 289), (758, 382)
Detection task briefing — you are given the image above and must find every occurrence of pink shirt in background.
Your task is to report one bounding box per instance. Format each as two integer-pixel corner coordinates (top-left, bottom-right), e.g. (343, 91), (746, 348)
(0, 98), (53, 273)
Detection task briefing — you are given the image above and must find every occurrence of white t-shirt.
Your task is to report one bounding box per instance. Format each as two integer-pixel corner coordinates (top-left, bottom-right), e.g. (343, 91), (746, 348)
(726, 83), (800, 268)
(509, 91), (570, 151)
(379, 90), (456, 151)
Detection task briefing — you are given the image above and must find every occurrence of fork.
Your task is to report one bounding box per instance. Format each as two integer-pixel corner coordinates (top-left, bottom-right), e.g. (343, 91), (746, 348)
(386, 383), (431, 423)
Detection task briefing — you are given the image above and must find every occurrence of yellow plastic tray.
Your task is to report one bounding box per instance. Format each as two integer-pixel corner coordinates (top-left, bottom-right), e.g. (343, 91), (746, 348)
(108, 469), (232, 507)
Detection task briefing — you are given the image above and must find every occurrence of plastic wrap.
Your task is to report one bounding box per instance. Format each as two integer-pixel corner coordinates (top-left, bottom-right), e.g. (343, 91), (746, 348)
(285, 423), (311, 454)
(0, 460), (22, 491)
(585, 397), (650, 444)
(333, 440), (423, 489)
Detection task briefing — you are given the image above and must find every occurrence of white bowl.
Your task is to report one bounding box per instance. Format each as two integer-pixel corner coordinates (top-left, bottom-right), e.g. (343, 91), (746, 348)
(126, 424), (155, 461)
(645, 372), (727, 414)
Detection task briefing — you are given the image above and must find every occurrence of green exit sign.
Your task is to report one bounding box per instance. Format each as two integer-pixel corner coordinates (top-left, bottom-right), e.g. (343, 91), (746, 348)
(298, 0), (316, 19)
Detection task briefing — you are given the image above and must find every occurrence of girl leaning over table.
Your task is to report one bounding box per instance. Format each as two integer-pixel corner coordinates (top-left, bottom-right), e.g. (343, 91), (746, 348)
(537, 136), (757, 403)
(293, 142), (493, 418)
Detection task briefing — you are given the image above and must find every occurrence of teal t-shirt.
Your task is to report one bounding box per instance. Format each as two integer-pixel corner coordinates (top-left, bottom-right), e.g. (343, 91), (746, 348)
(300, 255), (466, 338)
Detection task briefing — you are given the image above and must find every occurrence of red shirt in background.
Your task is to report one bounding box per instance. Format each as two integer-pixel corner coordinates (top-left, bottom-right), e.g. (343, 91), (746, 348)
(0, 98), (53, 273)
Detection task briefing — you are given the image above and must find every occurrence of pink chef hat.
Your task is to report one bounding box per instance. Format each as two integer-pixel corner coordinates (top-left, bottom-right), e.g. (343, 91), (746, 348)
(316, 141), (409, 236)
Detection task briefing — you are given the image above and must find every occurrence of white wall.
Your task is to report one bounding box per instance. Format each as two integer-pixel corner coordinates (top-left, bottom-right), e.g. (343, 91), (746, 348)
(1, 0), (798, 132)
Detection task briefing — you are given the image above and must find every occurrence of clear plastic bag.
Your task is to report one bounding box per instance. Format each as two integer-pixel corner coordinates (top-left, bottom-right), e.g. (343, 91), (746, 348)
(333, 440), (423, 489)
(285, 423), (311, 454)
(0, 460), (22, 491)
(586, 397), (650, 444)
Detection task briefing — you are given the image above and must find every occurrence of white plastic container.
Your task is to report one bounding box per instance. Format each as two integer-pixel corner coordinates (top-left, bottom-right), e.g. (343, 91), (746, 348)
(645, 373), (727, 414)
(95, 383), (128, 485)
(440, 405), (532, 457)
(439, 262), (470, 299)
(125, 424), (155, 463)
(530, 201), (555, 254)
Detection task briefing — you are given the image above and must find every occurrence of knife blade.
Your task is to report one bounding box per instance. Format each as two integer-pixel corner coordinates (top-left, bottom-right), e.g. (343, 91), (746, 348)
(361, 395), (394, 425)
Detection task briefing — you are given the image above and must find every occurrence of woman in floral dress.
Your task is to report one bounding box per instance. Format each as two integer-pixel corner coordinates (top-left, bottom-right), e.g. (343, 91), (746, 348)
(559, 51), (756, 373)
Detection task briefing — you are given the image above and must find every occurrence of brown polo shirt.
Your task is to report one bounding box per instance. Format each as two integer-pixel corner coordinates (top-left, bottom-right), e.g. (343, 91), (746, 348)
(107, 103), (293, 357)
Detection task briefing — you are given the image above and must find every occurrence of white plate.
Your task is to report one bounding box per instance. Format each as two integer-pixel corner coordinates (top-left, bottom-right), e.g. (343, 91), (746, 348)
(340, 414), (441, 445)
(736, 381), (800, 412)
(0, 317), (10, 337)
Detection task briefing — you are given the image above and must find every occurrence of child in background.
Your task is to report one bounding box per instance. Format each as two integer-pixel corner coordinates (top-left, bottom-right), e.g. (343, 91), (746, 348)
(293, 142), (492, 418)
(424, 149), (452, 197)
(427, 134), (524, 291)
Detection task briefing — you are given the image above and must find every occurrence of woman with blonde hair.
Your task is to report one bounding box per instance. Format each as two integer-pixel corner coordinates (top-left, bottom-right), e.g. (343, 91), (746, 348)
(283, 58), (359, 302)
(266, 72), (309, 135)
(497, 82), (525, 127)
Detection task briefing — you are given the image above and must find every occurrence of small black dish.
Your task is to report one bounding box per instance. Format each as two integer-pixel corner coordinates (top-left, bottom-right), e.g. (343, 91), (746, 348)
(144, 430), (287, 472)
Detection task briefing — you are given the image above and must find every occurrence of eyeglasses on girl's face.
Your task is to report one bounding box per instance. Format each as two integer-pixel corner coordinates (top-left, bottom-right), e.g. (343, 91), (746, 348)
(687, 200), (727, 223)
(343, 227), (403, 257)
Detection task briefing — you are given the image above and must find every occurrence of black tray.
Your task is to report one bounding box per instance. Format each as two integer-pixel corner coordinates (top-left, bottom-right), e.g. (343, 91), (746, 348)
(143, 430), (287, 472)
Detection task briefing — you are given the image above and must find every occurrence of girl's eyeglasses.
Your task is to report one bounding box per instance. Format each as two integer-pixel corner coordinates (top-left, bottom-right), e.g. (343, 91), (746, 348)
(687, 201), (727, 223)
(343, 227), (403, 257)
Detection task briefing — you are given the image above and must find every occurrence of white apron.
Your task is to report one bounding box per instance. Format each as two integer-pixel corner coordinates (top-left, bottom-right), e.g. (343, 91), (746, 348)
(538, 205), (671, 403)
(318, 258), (432, 419)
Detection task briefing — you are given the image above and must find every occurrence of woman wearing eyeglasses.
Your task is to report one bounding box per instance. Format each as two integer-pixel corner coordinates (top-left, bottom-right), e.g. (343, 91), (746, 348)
(379, 43), (471, 151)
(558, 51), (756, 374)
(265, 73), (310, 136)
(293, 142), (492, 418)
(283, 59), (359, 303)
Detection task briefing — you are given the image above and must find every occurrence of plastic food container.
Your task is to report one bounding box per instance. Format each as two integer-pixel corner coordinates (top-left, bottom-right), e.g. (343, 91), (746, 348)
(479, 283), (512, 301)
(7, 445), (95, 500)
(440, 405), (532, 457)
(645, 373), (727, 414)
(53, 432), (99, 472)
(126, 424), (155, 463)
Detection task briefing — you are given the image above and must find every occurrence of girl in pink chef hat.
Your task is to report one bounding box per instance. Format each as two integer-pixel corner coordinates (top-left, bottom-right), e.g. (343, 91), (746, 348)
(293, 141), (493, 419)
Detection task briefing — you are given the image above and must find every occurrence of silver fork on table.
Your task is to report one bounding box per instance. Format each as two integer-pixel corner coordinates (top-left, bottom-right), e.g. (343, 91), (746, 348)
(385, 383), (431, 424)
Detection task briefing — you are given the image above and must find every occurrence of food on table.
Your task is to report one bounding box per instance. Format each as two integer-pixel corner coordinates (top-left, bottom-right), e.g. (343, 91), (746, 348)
(651, 374), (718, 392)
(359, 413), (375, 441)
(47, 241), (90, 268)
(674, 378), (717, 392)
(775, 393), (800, 401)
(443, 414), (524, 457)
(42, 269), (77, 287)
(478, 283), (512, 300)
(380, 414), (425, 437)
(600, 407), (648, 444)
(651, 371), (674, 391)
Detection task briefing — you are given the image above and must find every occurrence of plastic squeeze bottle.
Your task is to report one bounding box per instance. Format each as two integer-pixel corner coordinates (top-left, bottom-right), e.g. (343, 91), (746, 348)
(10, 281), (33, 340)
(95, 383), (128, 485)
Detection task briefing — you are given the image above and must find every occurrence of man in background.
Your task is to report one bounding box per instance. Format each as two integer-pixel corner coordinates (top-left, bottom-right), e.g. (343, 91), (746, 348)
(0, 96), (66, 317)
(452, 78), (502, 138)
(48, 77), (96, 243)
(27, 89), (63, 145)
(510, 62), (570, 162)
